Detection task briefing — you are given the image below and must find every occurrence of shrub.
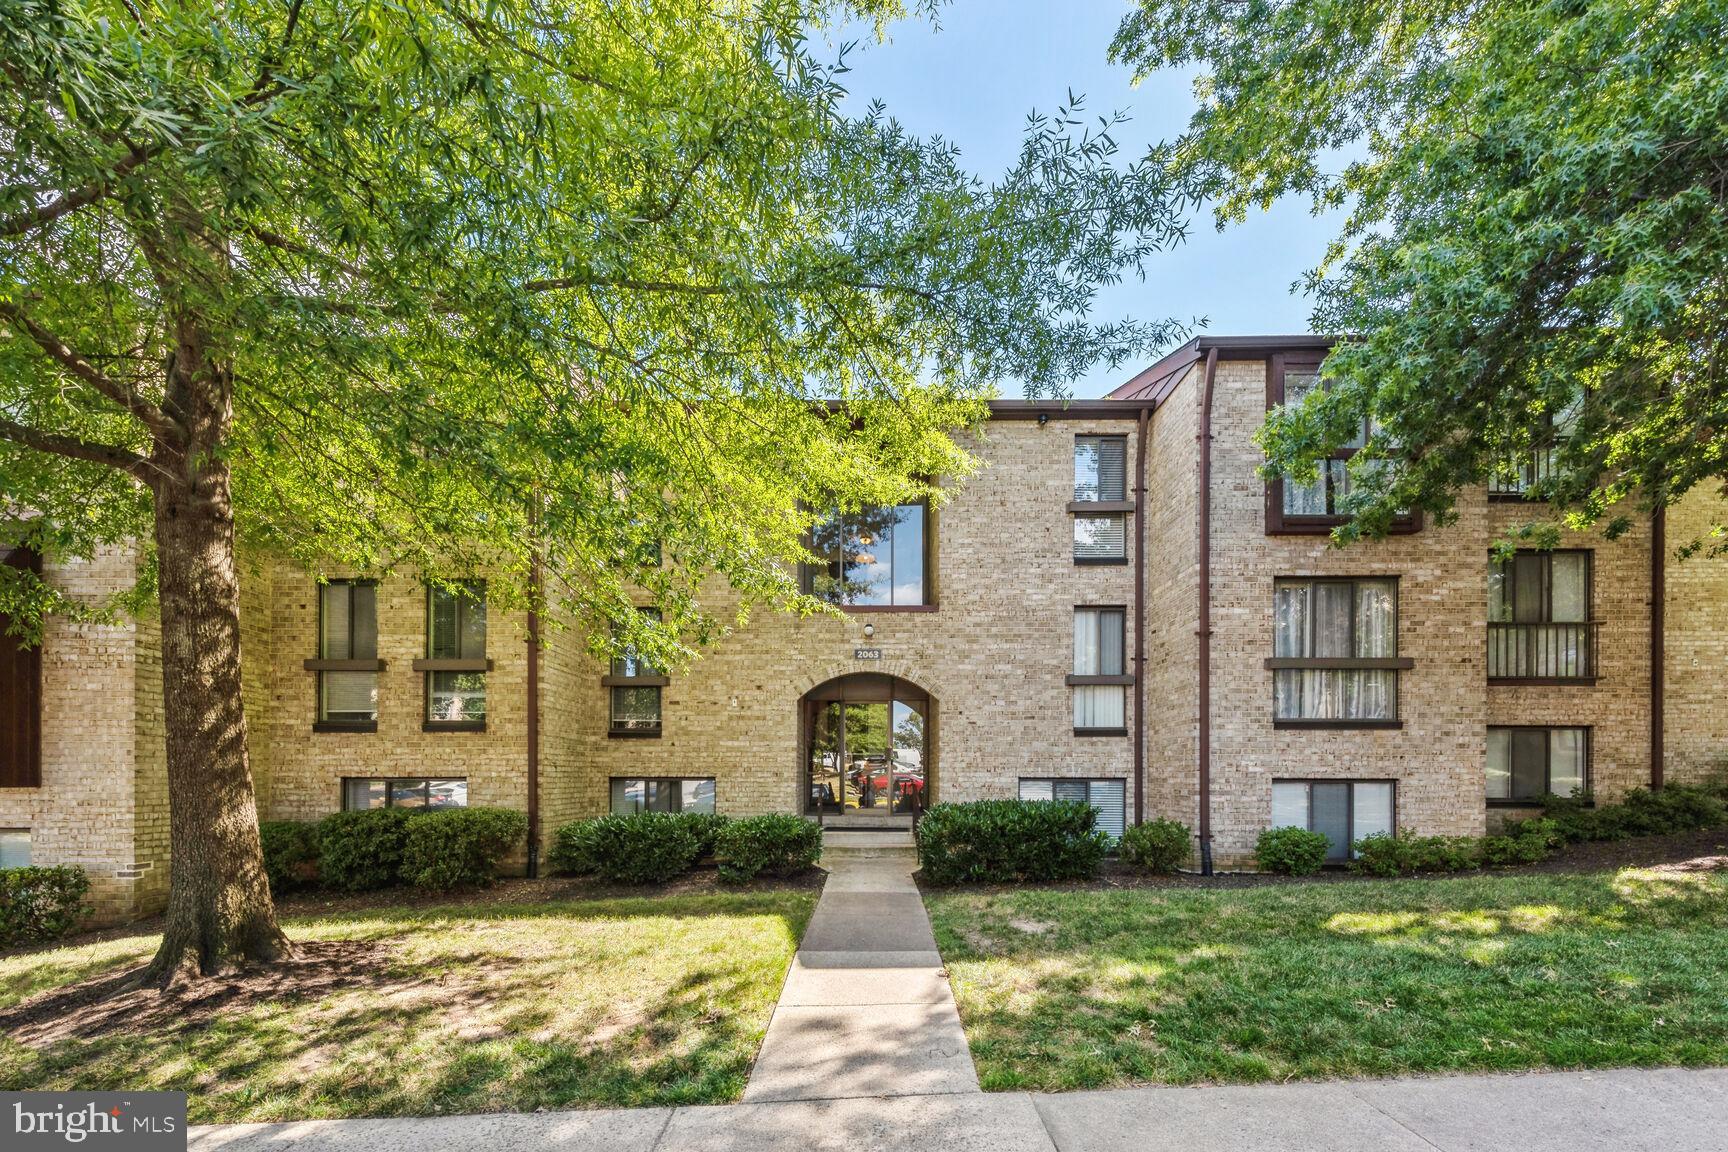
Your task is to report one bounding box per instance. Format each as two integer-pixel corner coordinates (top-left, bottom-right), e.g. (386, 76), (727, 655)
(916, 800), (1110, 885)
(1119, 819), (1191, 874)
(1481, 833), (1549, 867)
(1255, 827), (1329, 876)
(714, 814), (823, 882)
(258, 821), (320, 894)
(680, 812), (732, 859)
(1505, 816), (1566, 851)
(549, 813), (701, 884)
(0, 866), (91, 947)
(1541, 784), (1727, 843)
(1352, 834), (1480, 876)
(400, 807), (528, 891)
(317, 807), (422, 892)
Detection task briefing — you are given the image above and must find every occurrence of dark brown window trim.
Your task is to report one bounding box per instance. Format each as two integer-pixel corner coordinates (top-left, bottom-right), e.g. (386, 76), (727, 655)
(1067, 500), (1136, 514)
(423, 720), (488, 733)
(412, 657), (492, 673)
(0, 546), (43, 789)
(1272, 777), (1400, 862)
(1271, 576), (1405, 725)
(608, 727), (663, 739)
(1264, 353), (1421, 536)
(1074, 556), (1130, 567)
(314, 720), (378, 734)
(801, 499), (936, 609)
(1065, 674), (1136, 686)
(304, 658), (387, 672)
(602, 674), (669, 688)
(1074, 727), (1130, 738)
(1489, 676), (1602, 687)
(1488, 724), (1591, 805)
(1274, 719), (1405, 731)
(1265, 657), (1414, 671)
(842, 604), (940, 614)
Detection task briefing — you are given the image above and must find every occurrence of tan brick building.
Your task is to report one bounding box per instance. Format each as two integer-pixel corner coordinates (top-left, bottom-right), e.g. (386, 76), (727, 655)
(5, 335), (1726, 918)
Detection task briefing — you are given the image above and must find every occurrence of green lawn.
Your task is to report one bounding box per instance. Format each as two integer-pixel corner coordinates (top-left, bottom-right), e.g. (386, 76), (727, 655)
(926, 866), (1728, 1091)
(0, 891), (814, 1122)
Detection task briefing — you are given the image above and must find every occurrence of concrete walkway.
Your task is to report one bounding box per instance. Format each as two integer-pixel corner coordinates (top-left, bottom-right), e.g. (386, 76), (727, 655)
(742, 838), (979, 1102)
(190, 1068), (1728, 1151)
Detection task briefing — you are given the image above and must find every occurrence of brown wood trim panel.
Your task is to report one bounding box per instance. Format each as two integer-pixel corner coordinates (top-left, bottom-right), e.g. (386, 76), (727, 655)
(313, 720), (378, 733)
(1273, 719), (1405, 731)
(423, 720), (488, 733)
(842, 604), (940, 613)
(0, 546), (42, 788)
(608, 728), (663, 739)
(602, 674), (669, 688)
(303, 658), (387, 672)
(411, 657), (493, 672)
(1065, 674), (1136, 686)
(1067, 500), (1137, 514)
(1074, 727), (1130, 738)
(1263, 657), (1415, 671)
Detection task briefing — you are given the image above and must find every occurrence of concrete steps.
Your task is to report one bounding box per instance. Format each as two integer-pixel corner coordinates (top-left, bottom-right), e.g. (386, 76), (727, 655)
(821, 830), (916, 851)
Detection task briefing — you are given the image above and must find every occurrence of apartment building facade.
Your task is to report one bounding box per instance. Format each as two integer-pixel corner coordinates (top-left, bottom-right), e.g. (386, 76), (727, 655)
(4, 335), (1724, 919)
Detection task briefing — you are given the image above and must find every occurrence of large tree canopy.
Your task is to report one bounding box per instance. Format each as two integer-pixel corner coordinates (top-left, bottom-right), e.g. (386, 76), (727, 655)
(0, 0), (1185, 980)
(1114, 0), (1728, 547)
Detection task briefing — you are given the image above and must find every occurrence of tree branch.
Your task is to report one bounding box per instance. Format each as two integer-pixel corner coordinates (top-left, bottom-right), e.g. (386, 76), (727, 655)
(0, 300), (177, 439)
(0, 414), (150, 476)
(0, 144), (158, 238)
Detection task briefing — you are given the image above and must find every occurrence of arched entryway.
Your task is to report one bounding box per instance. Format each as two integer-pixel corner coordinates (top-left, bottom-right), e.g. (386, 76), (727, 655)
(802, 674), (933, 821)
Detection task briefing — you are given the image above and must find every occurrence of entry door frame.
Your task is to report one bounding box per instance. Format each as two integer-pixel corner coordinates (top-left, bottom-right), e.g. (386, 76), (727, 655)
(800, 674), (932, 816)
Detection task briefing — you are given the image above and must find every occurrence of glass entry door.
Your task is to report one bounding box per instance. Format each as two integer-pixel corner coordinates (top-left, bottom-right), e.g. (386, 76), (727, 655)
(805, 676), (928, 816)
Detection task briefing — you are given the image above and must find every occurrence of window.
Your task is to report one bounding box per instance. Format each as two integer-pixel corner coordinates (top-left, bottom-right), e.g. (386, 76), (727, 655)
(805, 503), (928, 607)
(1265, 356), (1417, 534)
(1071, 607), (1128, 733)
(607, 608), (665, 736)
(1488, 727), (1588, 804)
(1272, 780), (1395, 862)
(0, 829), (30, 869)
(1271, 578), (1405, 725)
(343, 777), (468, 810)
(611, 777), (716, 815)
(1019, 778), (1126, 840)
(422, 581), (488, 727)
(316, 580), (379, 728)
(1488, 551), (1595, 680)
(1072, 435), (1129, 562)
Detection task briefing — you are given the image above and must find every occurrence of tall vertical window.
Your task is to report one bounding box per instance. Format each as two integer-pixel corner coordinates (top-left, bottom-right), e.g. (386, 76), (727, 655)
(607, 608), (665, 735)
(1072, 435), (1129, 562)
(421, 581), (488, 727)
(1487, 551), (1595, 680)
(1070, 607), (1128, 733)
(0, 546), (41, 787)
(1272, 780), (1395, 862)
(1266, 356), (1417, 534)
(805, 504), (928, 606)
(1271, 578), (1405, 724)
(1487, 727), (1588, 804)
(316, 580), (379, 728)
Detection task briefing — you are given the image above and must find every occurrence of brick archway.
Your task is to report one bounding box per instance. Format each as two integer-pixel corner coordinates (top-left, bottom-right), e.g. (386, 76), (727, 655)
(799, 671), (936, 818)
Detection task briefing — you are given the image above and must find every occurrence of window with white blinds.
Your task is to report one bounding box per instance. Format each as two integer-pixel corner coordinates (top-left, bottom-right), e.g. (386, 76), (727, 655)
(319, 581), (378, 724)
(1271, 779), (1394, 862)
(1019, 778), (1127, 840)
(1073, 436), (1128, 562)
(1073, 607), (1127, 731)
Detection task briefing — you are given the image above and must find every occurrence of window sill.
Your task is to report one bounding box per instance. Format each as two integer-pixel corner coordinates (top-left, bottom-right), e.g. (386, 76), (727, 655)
(1074, 556), (1129, 566)
(1265, 657), (1414, 671)
(424, 720), (487, 733)
(1265, 516), (1423, 537)
(1067, 500), (1136, 514)
(1488, 676), (1600, 686)
(304, 658), (387, 672)
(413, 657), (492, 672)
(1066, 674), (1135, 686)
(609, 728), (663, 739)
(602, 674), (669, 687)
(1074, 727), (1129, 738)
(1487, 492), (1548, 503)
(313, 721), (378, 733)
(838, 604), (938, 613)
(1273, 719), (1404, 731)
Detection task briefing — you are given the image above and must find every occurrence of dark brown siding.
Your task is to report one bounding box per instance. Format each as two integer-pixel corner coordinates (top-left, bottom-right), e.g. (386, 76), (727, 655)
(0, 548), (42, 788)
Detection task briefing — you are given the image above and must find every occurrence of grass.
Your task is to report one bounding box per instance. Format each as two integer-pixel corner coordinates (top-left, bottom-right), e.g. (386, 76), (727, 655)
(0, 891), (814, 1122)
(926, 866), (1728, 1091)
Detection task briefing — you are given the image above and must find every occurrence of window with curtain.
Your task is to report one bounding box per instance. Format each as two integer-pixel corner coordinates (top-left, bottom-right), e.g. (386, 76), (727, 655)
(1019, 778), (1127, 839)
(1072, 607), (1127, 732)
(608, 608), (665, 735)
(1271, 578), (1401, 723)
(343, 777), (467, 810)
(1487, 727), (1588, 803)
(1267, 360), (1416, 534)
(805, 503), (927, 606)
(425, 581), (487, 725)
(1487, 551), (1594, 679)
(1271, 780), (1395, 862)
(318, 580), (378, 725)
(610, 777), (716, 814)
(1073, 436), (1128, 562)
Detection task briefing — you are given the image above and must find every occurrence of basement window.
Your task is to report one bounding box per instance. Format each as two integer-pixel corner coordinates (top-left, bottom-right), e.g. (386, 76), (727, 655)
(1272, 779), (1395, 863)
(610, 778), (716, 815)
(343, 778), (468, 810)
(0, 829), (30, 869)
(1019, 778), (1126, 840)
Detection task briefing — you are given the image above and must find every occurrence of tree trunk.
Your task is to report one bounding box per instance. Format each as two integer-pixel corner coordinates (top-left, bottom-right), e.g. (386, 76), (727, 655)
(141, 348), (291, 987)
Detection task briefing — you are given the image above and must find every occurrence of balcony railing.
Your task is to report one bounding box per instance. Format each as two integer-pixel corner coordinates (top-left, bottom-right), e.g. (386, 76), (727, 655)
(1489, 447), (1558, 498)
(1487, 621), (1599, 681)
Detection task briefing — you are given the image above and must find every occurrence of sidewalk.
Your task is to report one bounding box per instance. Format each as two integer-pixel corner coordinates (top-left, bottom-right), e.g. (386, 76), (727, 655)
(190, 1067), (1728, 1151)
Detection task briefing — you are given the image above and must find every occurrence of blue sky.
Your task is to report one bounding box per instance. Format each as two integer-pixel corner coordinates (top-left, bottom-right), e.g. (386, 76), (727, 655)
(830, 2), (1344, 397)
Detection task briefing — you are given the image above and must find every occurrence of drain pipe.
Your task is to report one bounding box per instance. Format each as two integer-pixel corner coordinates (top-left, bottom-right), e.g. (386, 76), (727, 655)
(1133, 403), (1150, 826)
(1196, 349), (1219, 875)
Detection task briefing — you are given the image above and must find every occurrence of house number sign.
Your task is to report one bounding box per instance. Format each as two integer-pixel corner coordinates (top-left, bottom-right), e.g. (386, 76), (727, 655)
(854, 647), (883, 660)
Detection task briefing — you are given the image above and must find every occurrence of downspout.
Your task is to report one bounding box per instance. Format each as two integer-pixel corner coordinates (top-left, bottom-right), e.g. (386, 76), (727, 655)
(525, 541), (543, 878)
(1133, 403), (1150, 826)
(1196, 349), (1219, 874)
(1650, 505), (1665, 790)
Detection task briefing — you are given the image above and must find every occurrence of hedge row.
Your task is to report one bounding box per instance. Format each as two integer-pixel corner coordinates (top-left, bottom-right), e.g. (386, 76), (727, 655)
(0, 866), (92, 948)
(549, 812), (821, 883)
(916, 799), (1110, 884)
(260, 806), (528, 894)
(1254, 783), (1728, 876)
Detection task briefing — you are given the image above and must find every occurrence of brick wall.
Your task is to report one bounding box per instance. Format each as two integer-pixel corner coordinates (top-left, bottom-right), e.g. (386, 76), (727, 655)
(1663, 487), (1728, 786)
